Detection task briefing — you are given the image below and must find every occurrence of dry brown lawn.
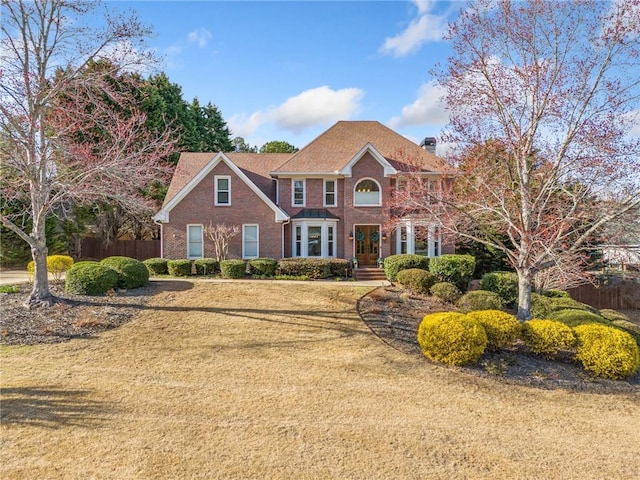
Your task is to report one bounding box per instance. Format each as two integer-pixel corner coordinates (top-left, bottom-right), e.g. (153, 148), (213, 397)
(1, 280), (639, 479)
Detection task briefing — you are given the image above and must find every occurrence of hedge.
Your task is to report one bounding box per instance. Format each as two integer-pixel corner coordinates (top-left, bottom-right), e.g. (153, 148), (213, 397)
(428, 254), (476, 291)
(574, 324), (640, 379)
(396, 268), (437, 296)
(167, 259), (192, 277)
(144, 257), (168, 276)
(194, 258), (220, 275)
(457, 290), (503, 312)
(100, 256), (149, 289)
(276, 258), (350, 279)
(220, 260), (247, 279)
(248, 258), (277, 277)
(383, 254), (429, 282)
(65, 262), (119, 295)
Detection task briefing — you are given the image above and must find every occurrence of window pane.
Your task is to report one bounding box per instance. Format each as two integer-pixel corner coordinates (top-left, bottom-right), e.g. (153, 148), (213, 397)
(217, 178), (229, 190)
(295, 226), (302, 257)
(328, 226), (334, 257)
(217, 191), (229, 204)
(308, 226), (322, 257)
(415, 226), (428, 256)
(294, 180), (304, 205)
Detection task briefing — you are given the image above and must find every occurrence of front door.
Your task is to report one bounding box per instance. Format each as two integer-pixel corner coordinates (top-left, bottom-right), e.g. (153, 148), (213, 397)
(355, 225), (380, 266)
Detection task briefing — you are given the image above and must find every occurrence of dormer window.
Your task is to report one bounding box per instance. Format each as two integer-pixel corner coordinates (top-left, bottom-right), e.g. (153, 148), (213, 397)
(354, 178), (381, 206)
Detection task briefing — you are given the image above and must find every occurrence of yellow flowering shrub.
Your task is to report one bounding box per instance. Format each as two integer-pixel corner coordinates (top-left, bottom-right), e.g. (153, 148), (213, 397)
(522, 319), (576, 358)
(466, 310), (522, 350)
(574, 324), (640, 380)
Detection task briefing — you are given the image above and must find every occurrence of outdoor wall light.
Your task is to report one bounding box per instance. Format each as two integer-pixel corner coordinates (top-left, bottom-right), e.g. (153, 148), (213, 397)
(349, 231), (354, 240)
(382, 233), (388, 241)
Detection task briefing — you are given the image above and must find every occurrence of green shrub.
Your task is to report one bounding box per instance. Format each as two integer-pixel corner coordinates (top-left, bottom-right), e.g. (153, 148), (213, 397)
(543, 289), (571, 298)
(100, 256), (149, 289)
(574, 324), (640, 379)
(480, 271), (518, 306)
(466, 310), (522, 350)
(325, 258), (350, 278)
(0, 285), (20, 294)
(144, 257), (169, 275)
(522, 319), (576, 358)
(277, 258), (341, 279)
(599, 309), (630, 322)
(27, 255), (74, 281)
(248, 258), (277, 277)
(457, 290), (503, 312)
(530, 293), (553, 318)
(65, 262), (119, 295)
(167, 259), (193, 277)
(547, 296), (593, 313)
(194, 258), (220, 275)
(548, 308), (608, 328)
(220, 259), (247, 279)
(428, 254), (476, 291)
(383, 254), (430, 282)
(417, 312), (488, 366)
(396, 268), (437, 296)
(429, 282), (461, 303)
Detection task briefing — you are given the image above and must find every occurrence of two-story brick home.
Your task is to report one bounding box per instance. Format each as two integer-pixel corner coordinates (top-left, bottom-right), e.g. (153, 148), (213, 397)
(153, 121), (452, 266)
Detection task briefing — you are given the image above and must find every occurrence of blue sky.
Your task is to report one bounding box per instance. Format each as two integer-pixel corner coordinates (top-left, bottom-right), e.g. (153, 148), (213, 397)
(109, 0), (459, 151)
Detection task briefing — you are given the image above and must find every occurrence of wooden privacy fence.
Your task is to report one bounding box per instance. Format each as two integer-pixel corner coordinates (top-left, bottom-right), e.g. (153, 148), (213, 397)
(80, 237), (160, 261)
(568, 280), (640, 310)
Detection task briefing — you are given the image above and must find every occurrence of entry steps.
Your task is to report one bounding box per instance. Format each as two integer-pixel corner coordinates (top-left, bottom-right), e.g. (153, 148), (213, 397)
(353, 268), (387, 281)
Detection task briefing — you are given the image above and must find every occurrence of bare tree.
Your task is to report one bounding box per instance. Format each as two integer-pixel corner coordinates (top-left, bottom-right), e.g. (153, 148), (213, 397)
(205, 222), (239, 262)
(394, 0), (640, 319)
(0, 0), (175, 306)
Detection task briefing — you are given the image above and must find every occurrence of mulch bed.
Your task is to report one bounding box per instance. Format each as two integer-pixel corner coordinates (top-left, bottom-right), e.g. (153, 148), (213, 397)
(358, 285), (640, 393)
(0, 282), (159, 345)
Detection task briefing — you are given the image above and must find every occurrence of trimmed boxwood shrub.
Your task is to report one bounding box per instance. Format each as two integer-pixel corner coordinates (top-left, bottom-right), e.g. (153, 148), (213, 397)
(248, 258), (277, 277)
(599, 309), (630, 322)
(429, 282), (461, 303)
(428, 254), (476, 291)
(530, 293), (553, 318)
(417, 312), (488, 366)
(548, 308), (608, 328)
(574, 324), (640, 379)
(522, 319), (576, 358)
(220, 259), (247, 279)
(194, 258), (220, 275)
(383, 254), (429, 282)
(480, 271), (518, 306)
(65, 262), (119, 295)
(144, 257), (168, 275)
(396, 268), (437, 296)
(457, 290), (503, 312)
(277, 258), (334, 279)
(100, 256), (149, 289)
(543, 289), (571, 298)
(326, 258), (350, 278)
(167, 259), (192, 277)
(466, 310), (522, 350)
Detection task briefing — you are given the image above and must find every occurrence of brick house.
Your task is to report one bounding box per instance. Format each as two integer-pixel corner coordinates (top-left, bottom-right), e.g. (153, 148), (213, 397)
(153, 121), (452, 266)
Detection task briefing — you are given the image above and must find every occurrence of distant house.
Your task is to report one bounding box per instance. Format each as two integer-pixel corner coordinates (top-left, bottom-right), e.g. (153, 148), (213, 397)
(153, 121), (452, 266)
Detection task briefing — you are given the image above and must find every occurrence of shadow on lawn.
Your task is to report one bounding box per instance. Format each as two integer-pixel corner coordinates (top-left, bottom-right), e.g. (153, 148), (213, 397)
(0, 386), (116, 429)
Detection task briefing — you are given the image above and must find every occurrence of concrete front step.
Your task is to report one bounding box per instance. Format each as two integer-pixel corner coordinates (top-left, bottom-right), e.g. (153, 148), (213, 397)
(353, 268), (387, 281)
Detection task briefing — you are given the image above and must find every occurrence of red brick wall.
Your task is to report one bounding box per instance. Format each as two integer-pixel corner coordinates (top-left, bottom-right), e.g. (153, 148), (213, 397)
(163, 162), (283, 260)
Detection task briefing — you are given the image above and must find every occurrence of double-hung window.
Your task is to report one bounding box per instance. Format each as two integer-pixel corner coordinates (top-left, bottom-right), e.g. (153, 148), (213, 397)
(324, 179), (337, 207)
(215, 175), (231, 205)
(293, 179), (305, 207)
(187, 224), (204, 259)
(242, 224), (259, 259)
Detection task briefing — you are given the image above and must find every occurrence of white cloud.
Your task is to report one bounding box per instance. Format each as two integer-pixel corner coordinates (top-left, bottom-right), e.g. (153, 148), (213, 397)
(389, 81), (448, 128)
(187, 28), (212, 48)
(229, 86), (365, 137)
(380, 0), (447, 57)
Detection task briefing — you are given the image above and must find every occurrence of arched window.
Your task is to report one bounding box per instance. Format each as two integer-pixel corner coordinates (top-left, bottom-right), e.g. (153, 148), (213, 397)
(354, 178), (381, 206)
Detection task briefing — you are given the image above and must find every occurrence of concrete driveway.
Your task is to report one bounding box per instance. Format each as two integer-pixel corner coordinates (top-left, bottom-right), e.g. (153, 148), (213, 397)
(0, 270), (32, 286)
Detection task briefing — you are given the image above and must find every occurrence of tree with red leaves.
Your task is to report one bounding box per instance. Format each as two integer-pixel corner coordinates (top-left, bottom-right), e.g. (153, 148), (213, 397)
(393, 0), (640, 319)
(0, 0), (176, 306)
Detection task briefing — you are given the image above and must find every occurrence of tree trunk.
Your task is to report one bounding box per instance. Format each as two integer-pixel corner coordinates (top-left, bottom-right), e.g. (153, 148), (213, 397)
(27, 226), (54, 308)
(516, 268), (533, 321)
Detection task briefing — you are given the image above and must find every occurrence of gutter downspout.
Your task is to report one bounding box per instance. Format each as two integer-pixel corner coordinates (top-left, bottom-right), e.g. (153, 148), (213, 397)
(281, 219), (290, 259)
(153, 219), (164, 258)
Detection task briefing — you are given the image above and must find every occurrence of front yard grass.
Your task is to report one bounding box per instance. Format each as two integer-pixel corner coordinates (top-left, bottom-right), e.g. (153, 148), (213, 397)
(1, 281), (639, 479)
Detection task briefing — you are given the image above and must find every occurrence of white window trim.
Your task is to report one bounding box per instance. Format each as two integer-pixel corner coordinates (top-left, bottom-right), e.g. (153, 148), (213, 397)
(395, 221), (441, 257)
(292, 179), (306, 207)
(323, 179), (337, 207)
(291, 220), (338, 258)
(186, 224), (204, 259)
(354, 177), (382, 207)
(214, 175), (231, 206)
(242, 224), (259, 259)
